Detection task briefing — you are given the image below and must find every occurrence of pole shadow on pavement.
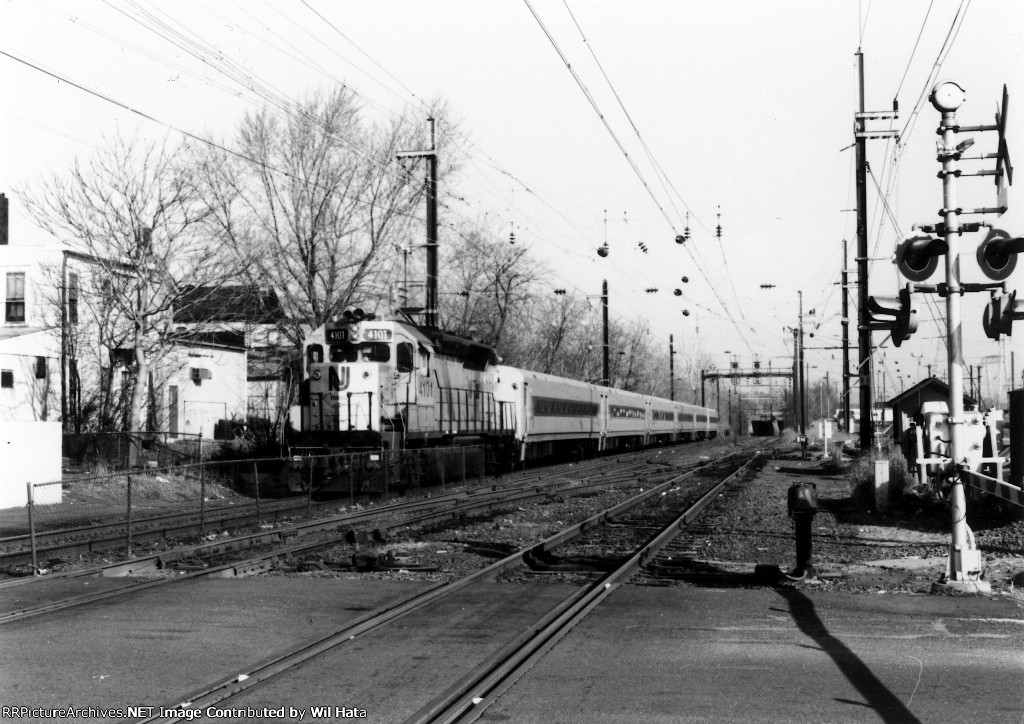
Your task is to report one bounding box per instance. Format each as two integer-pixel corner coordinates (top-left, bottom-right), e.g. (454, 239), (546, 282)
(772, 587), (922, 724)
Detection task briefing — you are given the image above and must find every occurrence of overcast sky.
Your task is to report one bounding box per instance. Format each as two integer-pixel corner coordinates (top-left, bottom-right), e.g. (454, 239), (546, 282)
(1, 0), (1022, 403)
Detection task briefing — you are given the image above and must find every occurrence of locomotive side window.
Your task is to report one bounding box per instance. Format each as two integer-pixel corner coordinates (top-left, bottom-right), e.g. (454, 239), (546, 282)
(329, 344), (357, 363)
(397, 342), (414, 373)
(307, 344), (323, 366)
(418, 345), (430, 376)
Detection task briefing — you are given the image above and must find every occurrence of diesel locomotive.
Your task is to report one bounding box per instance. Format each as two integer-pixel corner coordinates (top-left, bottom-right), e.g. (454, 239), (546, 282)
(299, 310), (723, 464)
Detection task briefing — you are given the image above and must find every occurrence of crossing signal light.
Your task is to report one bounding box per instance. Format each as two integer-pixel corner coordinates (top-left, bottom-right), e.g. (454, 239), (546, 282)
(983, 290), (1024, 339)
(894, 232), (948, 282)
(673, 289), (682, 296)
(682, 309), (690, 316)
(597, 243), (609, 258)
(865, 284), (918, 347)
(976, 228), (1024, 281)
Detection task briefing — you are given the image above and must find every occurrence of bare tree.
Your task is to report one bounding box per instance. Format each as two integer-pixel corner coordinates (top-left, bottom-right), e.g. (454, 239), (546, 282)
(203, 88), (454, 346)
(439, 220), (543, 352)
(20, 135), (236, 451)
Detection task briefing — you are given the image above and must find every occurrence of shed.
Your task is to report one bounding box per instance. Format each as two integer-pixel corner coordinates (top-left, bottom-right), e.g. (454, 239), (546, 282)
(886, 377), (976, 452)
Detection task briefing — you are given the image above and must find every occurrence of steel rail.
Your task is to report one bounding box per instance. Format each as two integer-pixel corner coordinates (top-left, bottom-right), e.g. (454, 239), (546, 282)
(0, 450), (740, 623)
(134, 450), (755, 724)
(0, 442), (705, 566)
(404, 452), (763, 724)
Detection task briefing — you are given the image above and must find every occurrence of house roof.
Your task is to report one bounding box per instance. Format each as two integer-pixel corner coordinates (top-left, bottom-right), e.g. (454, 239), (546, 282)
(168, 330), (247, 351)
(172, 286), (285, 324)
(886, 376), (976, 408)
(248, 346), (295, 379)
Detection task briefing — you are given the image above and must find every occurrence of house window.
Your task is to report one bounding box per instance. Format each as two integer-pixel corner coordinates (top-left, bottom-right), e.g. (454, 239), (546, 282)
(1, 370), (12, 388)
(5, 272), (25, 323)
(35, 356), (46, 379)
(68, 273), (79, 324)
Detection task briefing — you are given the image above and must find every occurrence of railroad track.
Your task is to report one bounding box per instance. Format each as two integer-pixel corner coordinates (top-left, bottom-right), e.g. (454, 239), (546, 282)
(129, 447), (765, 723)
(0, 439), (731, 572)
(0, 442), (753, 624)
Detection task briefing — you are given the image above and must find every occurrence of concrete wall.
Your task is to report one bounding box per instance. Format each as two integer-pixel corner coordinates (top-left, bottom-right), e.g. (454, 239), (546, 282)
(0, 420), (62, 508)
(0, 329), (60, 423)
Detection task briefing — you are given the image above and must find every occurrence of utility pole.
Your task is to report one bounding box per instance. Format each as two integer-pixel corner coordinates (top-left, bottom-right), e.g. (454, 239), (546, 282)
(792, 328), (799, 430)
(841, 238), (852, 432)
(797, 291), (809, 436)
(397, 118), (439, 328)
(602, 279), (609, 387)
(669, 334), (675, 401)
(855, 50), (874, 451)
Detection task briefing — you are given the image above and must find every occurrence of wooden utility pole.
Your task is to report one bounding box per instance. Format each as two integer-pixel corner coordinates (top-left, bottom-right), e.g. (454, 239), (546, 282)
(855, 50), (873, 450)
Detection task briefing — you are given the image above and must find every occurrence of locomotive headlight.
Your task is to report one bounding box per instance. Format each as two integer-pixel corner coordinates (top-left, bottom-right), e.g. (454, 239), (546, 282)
(348, 323), (360, 342)
(312, 370), (322, 380)
(363, 371), (371, 379)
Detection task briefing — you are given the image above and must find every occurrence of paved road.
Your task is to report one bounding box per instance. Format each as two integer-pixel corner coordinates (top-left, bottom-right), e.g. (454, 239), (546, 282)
(1, 578), (1022, 722)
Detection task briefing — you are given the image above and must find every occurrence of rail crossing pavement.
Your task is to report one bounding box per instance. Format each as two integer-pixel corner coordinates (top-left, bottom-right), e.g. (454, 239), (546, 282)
(1, 569), (1023, 722)
(2, 446), (1023, 722)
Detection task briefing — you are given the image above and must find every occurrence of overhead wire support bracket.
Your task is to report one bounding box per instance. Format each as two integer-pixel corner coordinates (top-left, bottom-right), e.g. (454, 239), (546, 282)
(855, 130), (900, 139)
(855, 111), (899, 121)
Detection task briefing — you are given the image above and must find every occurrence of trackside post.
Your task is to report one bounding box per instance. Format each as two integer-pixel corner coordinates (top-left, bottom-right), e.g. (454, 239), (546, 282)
(26, 483), (38, 576)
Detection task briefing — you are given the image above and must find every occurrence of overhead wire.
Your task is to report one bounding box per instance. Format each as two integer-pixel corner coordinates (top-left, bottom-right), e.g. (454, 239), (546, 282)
(523, 0), (756, 354)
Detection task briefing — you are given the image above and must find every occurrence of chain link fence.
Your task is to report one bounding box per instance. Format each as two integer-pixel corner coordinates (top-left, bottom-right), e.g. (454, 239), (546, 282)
(62, 432), (203, 472)
(0, 445), (490, 575)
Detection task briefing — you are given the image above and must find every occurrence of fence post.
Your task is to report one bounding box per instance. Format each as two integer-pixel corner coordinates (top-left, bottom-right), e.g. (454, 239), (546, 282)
(382, 448), (389, 502)
(253, 460), (262, 526)
(478, 446), (484, 485)
(307, 460), (313, 518)
(199, 459), (207, 538)
(26, 483), (38, 576)
(125, 473), (133, 557)
(461, 446), (466, 485)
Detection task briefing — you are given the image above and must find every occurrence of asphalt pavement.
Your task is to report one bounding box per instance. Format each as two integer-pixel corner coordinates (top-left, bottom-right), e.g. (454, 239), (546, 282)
(2, 576), (1022, 723)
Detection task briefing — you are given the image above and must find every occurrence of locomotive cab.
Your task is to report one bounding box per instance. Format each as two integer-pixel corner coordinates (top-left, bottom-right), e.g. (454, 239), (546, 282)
(302, 317), (433, 447)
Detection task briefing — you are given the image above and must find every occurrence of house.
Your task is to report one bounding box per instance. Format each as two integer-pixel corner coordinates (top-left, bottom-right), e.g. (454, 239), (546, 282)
(155, 333), (248, 440)
(172, 284), (295, 439)
(0, 192), (253, 442)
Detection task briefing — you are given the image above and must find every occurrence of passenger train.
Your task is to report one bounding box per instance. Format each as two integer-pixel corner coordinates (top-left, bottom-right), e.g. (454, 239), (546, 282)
(299, 311), (723, 465)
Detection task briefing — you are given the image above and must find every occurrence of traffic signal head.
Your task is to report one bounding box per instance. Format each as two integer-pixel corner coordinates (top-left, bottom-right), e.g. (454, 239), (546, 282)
(894, 232), (948, 282)
(983, 289), (1024, 339)
(976, 228), (1024, 281)
(866, 284), (919, 347)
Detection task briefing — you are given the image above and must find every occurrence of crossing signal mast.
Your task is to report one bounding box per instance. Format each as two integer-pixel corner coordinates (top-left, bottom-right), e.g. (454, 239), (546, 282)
(888, 81), (1022, 594)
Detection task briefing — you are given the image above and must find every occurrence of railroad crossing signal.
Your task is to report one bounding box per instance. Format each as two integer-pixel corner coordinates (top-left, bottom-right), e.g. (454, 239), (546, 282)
(865, 284), (918, 347)
(983, 289), (1024, 339)
(895, 232), (948, 282)
(976, 228), (1024, 280)
(995, 85), (1013, 211)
